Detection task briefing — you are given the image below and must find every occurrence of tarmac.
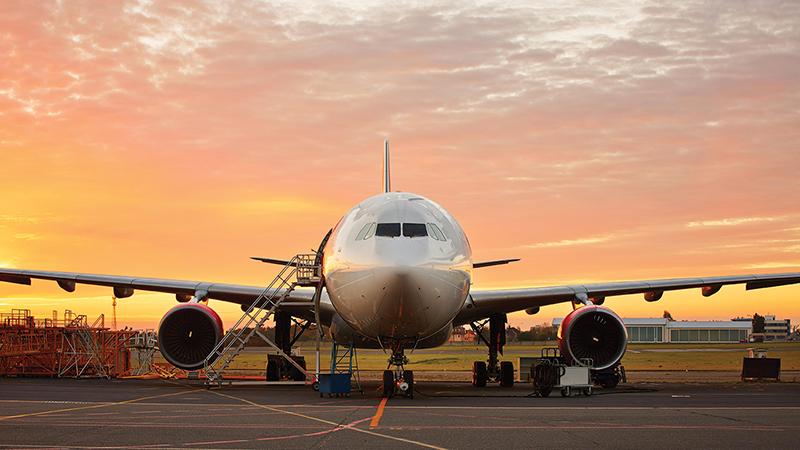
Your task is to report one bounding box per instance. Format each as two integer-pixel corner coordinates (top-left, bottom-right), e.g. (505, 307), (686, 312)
(0, 377), (798, 449)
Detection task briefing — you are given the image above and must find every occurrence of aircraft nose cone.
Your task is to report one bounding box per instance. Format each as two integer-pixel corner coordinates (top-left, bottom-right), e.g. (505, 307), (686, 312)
(373, 267), (432, 339)
(324, 261), (471, 343)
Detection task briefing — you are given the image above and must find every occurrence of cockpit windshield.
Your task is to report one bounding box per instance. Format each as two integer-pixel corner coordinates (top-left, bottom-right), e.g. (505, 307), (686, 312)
(375, 223), (401, 237)
(402, 223), (428, 238)
(359, 222), (445, 240)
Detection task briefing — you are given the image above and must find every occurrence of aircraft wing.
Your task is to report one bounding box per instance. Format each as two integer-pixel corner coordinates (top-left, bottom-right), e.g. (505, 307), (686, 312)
(454, 272), (800, 324)
(0, 268), (325, 320)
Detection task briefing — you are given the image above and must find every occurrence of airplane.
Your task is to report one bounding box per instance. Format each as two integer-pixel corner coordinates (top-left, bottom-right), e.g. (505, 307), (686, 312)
(1, 140), (799, 398)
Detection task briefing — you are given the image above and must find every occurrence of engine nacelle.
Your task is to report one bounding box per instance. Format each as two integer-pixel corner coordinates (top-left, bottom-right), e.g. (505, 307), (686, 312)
(558, 305), (627, 370)
(157, 303), (223, 370)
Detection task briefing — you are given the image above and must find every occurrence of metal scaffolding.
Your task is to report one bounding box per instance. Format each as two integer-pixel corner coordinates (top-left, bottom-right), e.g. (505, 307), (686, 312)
(127, 329), (158, 376)
(0, 309), (135, 378)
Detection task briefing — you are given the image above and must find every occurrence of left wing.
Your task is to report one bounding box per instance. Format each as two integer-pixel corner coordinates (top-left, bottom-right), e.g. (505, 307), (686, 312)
(455, 272), (800, 324)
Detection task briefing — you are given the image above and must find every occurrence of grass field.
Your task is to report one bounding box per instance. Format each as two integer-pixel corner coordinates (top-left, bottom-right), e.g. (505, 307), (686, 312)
(153, 341), (800, 374)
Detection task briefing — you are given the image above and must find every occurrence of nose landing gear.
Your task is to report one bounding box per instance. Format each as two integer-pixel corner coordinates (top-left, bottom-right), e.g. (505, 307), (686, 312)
(470, 314), (515, 388)
(382, 345), (414, 398)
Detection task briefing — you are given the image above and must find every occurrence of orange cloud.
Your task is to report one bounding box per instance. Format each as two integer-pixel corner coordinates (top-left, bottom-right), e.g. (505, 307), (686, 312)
(0, 0), (798, 330)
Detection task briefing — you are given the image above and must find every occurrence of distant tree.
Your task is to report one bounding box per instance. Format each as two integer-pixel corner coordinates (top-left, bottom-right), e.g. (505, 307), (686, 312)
(506, 326), (521, 342)
(528, 323), (557, 341)
(517, 330), (534, 341)
(663, 310), (674, 321)
(753, 313), (766, 333)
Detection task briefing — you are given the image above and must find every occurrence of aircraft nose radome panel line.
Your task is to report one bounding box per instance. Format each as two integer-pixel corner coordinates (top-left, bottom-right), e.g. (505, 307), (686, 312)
(1, 142), (799, 397)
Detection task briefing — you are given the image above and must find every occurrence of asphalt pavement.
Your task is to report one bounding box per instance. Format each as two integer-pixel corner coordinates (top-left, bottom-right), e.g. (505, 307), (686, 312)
(0, 377), (798, 449)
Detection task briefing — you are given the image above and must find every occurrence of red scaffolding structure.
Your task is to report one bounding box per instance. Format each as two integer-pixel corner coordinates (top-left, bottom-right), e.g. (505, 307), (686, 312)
(0, 309), (135, 378)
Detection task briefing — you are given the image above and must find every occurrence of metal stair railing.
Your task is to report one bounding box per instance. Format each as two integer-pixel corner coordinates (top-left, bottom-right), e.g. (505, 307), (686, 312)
(330, 341), (362, 394)
(295, 253), (322, 285)
(204, 254), (317, 384)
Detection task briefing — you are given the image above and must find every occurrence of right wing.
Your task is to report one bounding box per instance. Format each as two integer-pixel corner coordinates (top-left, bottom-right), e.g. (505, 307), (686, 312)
(251, 257), (295, 266)
(473, 259), (520, 269)
(0, 268), (332, 322)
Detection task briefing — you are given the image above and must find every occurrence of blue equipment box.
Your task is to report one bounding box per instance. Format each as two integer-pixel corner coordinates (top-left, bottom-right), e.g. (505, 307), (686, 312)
(318, 373), (352, 396)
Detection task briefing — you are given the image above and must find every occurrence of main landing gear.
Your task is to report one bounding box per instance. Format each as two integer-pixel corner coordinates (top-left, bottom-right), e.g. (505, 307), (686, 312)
(265, 312), (309, 381)
(382, 344), (414, 398)
(591, 364), (625, 388)
(470, 314), (514, 388)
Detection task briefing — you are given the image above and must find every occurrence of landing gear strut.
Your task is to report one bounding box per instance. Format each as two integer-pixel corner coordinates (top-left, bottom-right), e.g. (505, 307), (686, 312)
(470, 314), (514, 387)
(265, 312), (308, 381)
(382, 343), (414, 398)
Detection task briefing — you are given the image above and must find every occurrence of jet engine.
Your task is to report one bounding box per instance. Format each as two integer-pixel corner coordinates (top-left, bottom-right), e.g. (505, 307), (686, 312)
(557, 305), (627, 370)
(157, 303), (223, 370)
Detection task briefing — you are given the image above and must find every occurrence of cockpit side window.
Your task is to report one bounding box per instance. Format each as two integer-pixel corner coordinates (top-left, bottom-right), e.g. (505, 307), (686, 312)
(364, 222), (376, 239)
(375, 223), (401, 237)
(355, 222), (377, 240)
(403, 223), (428, 238)
(426, 223), (446, 241)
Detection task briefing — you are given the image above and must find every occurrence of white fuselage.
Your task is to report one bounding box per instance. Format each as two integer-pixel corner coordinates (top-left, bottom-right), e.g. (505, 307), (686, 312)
(322, 192), (473, 344)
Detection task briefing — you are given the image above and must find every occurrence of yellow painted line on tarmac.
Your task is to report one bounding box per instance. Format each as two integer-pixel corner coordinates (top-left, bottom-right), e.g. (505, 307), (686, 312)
(369, 397), (388, 429)
(0, 390), (195, 422)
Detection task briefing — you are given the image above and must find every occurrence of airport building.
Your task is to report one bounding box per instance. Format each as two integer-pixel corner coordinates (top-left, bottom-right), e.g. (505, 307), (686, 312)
(764, 315), (791, 338)
(733, 315), (792, 340)
(552, 317), (752, 343)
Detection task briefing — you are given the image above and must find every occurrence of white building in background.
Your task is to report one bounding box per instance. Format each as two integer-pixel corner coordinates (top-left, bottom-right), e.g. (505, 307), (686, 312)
(734, 315), (792, 340)
(552, 318), (752, 343)
(665, 320), (751, 343)
(763, 315), (791, 339)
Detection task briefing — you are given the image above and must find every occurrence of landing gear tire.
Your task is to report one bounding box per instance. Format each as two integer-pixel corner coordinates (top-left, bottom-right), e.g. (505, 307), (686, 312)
(312, 381), (319, 392)
(403, 370), (414, 399)
(382, 370), (395, 398)
(266, 359), (279, 381)
(592, 366), (622, 389)
(290, 357), (307, 381)
(539, 388), (551, 398)
(560, 386), (571, 397)
(583, 387), (592, 396)
(599, 375), (619, 389)
(499, 361), (514, 387)
(472, 361), (488, 387)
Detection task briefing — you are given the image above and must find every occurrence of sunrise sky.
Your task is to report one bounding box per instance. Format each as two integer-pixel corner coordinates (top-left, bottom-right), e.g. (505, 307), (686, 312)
(1, 0), (798, 330)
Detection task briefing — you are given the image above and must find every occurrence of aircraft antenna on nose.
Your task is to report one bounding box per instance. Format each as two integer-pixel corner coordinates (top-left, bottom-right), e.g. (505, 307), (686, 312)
(383, 139), (391, 193)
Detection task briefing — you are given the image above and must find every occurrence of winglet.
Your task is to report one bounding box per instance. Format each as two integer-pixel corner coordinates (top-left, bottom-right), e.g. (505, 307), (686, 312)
(383, 139), (391, 193)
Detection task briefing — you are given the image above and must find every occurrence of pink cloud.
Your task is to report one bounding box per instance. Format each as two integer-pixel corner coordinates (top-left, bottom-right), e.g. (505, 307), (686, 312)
(0, 0), (798, 327)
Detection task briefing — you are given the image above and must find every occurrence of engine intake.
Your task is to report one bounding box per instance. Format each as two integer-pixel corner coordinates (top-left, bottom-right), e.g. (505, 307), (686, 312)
(558, 305), (627, 370)
(157, 303), (223, 370)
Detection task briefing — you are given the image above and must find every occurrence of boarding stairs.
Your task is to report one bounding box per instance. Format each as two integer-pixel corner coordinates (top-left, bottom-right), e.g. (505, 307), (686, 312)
(204, 253), (322, 385)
